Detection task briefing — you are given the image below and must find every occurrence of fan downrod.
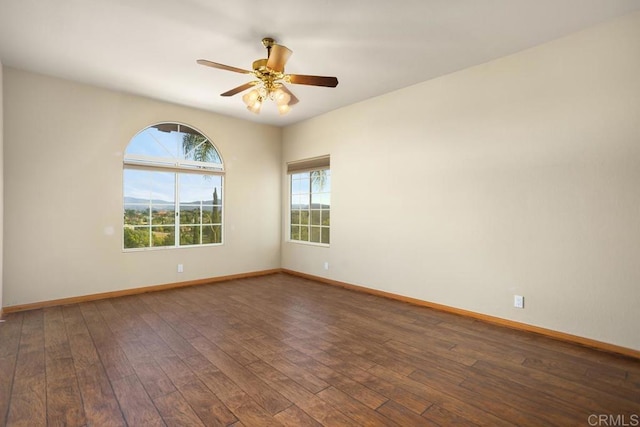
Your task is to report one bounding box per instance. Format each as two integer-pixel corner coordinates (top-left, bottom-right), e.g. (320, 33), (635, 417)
(262, 37), (275, 57)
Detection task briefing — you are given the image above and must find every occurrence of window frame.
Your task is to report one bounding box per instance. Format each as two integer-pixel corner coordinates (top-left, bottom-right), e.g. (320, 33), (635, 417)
(123, 122), (225, 251)
(287, 156), (331, 247)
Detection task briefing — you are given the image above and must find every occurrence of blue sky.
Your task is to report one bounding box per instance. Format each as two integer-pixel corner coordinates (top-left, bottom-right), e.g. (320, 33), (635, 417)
(124, 127), (223, 203)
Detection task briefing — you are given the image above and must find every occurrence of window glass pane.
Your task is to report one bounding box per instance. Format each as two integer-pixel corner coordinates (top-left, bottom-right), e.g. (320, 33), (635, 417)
(124, 227), (150, 248)
(180, 226), (200, 245)
(180, 205), (200, 224)
(201, 205), (214, 224)
(180, 174), (221, 203)
(300, 226), (309, 241)
(291, 194), (306, 209)
(310, 170), (329, 193)
(321, 227), (330, 244)
(212, 206), (222, 225)
(125, 129), (173, 158)
(300, 210), (310, 225)
(291, 210), (300, 225)
(290, 168), (330, 244)
(202, 225), (222, 244)
(152, 205), (175, 225)
(310, 226), (321, 243)
(322, 210), (330, 226)
(291, 226), (300, 240)
(310, 210), (321, 225)
(151, 126), (180, 158)
(181, 136), (222, 164)
(292, 177), (309, 195)
(124, 204), (149, 225)
(152, 226), (175, 247)
(310, 194), (327, 207)
(124, 169), (175, 203)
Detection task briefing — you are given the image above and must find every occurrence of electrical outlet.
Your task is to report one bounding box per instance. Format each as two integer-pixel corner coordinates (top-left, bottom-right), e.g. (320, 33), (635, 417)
(324, 262), (329, 270)
(177, 264), (184, 273)
(514, 295), (524, 309)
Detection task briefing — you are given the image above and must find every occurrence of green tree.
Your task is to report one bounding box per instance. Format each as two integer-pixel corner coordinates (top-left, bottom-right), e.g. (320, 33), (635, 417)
(182, 133), (221, 163)
(124, 227), (149, 248)
(210, 187), (221, 243)
(310, 170), (327, 193)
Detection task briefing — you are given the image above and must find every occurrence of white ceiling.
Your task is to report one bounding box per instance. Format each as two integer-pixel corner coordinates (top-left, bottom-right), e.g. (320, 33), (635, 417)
(2, 0), (640, 127)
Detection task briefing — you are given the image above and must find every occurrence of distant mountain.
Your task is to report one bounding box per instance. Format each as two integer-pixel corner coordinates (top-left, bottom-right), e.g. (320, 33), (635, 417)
(124, 196), (218, 211)
(292, 203), (330, 210)
(124, 196), (172, 205)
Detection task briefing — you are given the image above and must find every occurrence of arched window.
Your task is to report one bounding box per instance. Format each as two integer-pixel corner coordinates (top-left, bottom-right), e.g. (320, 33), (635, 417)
(123, 123), (224, 249)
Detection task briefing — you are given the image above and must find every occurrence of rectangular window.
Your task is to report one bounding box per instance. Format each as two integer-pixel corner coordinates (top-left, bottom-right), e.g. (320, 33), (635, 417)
(123, 170), (222, 249)
(289, 156), (330, 245)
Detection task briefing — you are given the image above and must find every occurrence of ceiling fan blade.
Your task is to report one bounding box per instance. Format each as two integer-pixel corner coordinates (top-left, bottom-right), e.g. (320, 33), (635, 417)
(197, 59), (252, 74)
(288, 74), (339, 87)
(266, 44), (292, 73)
(280, 85), (299, 105)
(220, 81), (258, 97)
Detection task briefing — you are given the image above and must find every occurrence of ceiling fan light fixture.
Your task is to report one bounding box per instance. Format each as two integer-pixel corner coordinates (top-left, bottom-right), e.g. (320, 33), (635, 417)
(277, 103), (291, 115)
(198, 37), (338, 117)
(242, 89), (260, 107)
(273, 88), (291, 106)
(247, 97), (263, 114)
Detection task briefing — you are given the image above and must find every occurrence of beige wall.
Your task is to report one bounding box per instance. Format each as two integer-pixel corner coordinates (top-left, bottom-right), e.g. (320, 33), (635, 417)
(282, 12), (640, 350)
(3, 68), (282, 306)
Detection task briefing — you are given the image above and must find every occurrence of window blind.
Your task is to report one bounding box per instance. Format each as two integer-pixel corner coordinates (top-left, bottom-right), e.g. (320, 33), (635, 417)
(287, 155), (330, 174)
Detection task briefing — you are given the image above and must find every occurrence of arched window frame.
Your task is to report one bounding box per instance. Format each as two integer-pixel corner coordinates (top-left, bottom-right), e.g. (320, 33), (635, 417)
(123, 122), (224, 250)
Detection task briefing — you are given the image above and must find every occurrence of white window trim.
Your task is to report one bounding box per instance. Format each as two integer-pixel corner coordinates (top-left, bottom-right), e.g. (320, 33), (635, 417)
(123, 122), (225, 251)
(287, 166), (331, 247)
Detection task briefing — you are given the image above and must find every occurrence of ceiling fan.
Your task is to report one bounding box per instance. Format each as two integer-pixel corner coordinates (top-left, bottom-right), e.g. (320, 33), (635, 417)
(197, 37), (338, 115)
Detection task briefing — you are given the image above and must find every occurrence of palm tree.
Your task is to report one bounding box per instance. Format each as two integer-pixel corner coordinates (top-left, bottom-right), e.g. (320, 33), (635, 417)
(311, 170), (327, 193)
(182, 133), (221, 164)
(182, 131), (223, 244)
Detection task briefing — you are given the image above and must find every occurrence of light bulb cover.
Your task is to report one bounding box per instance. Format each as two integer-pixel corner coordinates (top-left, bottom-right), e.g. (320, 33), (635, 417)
(247, 97), (263, 114)
(243, 89), (260, 107)
(278, 103), (291, 115)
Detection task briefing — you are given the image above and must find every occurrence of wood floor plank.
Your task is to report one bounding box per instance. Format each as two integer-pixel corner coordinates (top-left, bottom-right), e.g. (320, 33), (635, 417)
(75, 363), (127, 426)
(5, 383), (47, 427)
(189, 335), (292, 415)
(197, 368), (284, 426)
(43, 307), (87, 426)
(316, 386), (399, 426)
(63, 305), (126, 426)
(177, 379), (238, 426)
(376, 400), (439, 426)
(246, 359), (360, 426)
(472, 359), (639, 416)
(460, 375), (579, 425)
(1, 273), (637, 426)
(80, 302), (136, 382)
(130, 358), (177, 399)
(153, 390), (205, 427)
(274, 405), (323, 427)
(0, 313), (23, 424)
(111, 374), (165, 426)
(281, 340), (434, 414)
(7, 311), (47, 426)
(367, 364), (515, 427)
(522, 356), (640, 403)
(422, 404), (480, 426)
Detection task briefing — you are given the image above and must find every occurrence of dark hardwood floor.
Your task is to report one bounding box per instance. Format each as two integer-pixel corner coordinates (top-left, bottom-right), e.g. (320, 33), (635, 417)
(0, 273), (638, 426)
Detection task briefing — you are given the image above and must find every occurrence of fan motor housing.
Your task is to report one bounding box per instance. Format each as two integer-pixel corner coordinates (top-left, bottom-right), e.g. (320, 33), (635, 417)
(252, 58), (268, 71)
